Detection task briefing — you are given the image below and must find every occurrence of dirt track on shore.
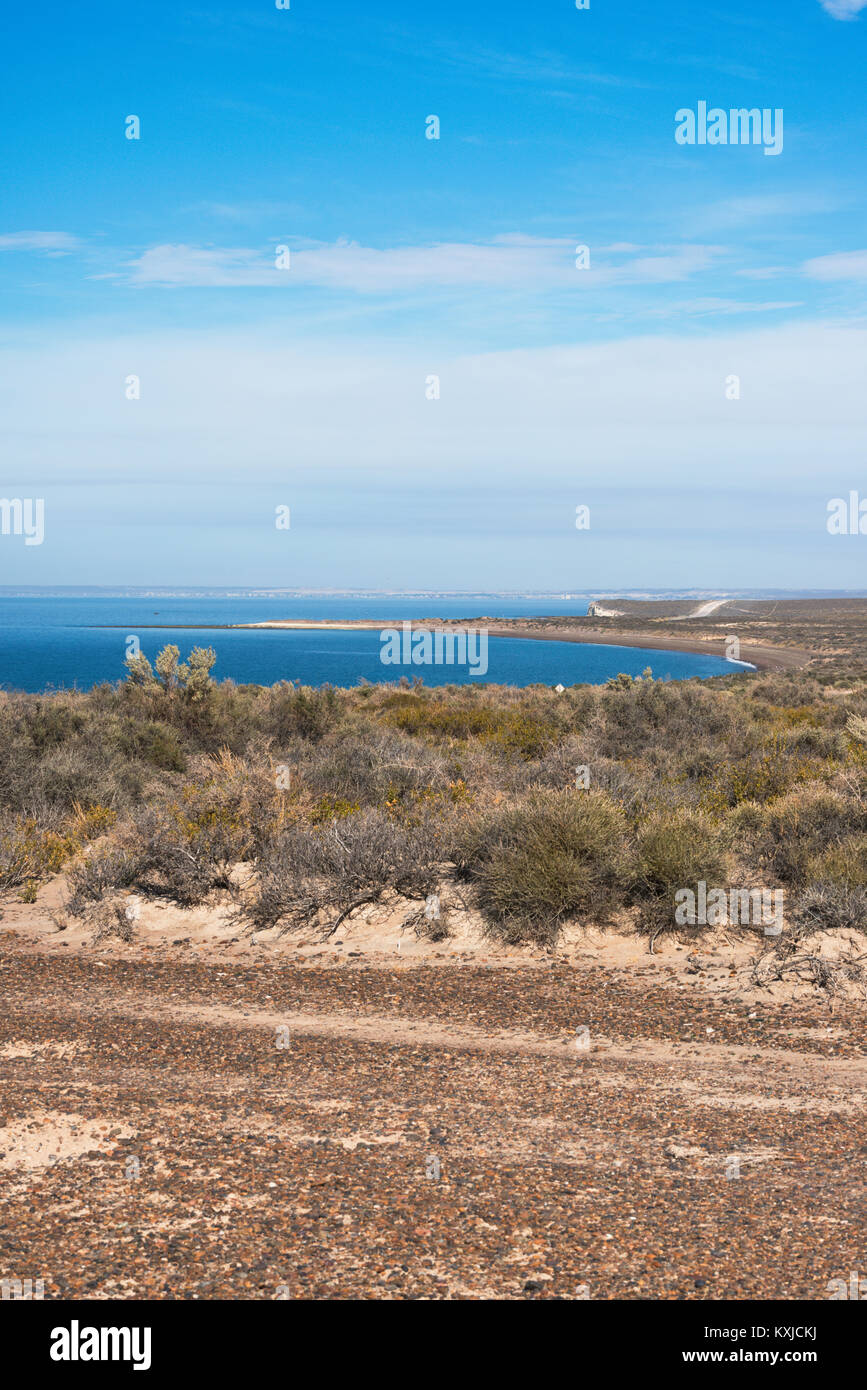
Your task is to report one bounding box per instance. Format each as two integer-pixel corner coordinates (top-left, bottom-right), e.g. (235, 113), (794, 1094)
(1, 940), (862, 1300)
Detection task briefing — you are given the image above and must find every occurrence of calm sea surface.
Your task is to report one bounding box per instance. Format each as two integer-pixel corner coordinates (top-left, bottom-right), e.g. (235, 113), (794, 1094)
(0, 595), (752, 692)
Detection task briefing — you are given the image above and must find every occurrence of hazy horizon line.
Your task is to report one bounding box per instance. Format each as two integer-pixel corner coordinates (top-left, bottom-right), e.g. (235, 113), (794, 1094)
(2, 587), (867, 599)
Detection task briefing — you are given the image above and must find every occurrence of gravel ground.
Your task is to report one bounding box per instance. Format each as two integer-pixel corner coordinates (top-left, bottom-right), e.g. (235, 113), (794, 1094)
(1, 942), (865, 1301)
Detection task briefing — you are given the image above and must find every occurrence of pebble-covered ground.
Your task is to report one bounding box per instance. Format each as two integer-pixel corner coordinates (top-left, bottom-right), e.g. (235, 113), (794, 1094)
(1, 940), (864, 1300)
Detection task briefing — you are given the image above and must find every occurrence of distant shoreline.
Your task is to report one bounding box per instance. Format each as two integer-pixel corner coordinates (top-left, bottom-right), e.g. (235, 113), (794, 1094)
(95, 618), (814, 673)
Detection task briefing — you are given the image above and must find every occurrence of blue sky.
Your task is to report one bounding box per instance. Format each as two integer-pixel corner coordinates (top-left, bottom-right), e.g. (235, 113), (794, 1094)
(2, 0), (867, 589)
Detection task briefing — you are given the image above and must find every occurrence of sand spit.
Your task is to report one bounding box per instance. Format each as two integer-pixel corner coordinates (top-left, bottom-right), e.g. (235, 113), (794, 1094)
(106, 622), (805, 675)
(211, 620), (809, 673)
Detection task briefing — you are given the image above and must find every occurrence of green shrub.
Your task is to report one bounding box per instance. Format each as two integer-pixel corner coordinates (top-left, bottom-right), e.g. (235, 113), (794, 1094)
(632, 808), (728, 939)
(23, 701), (84, 752)
(297, 729), (449, 807)
(270, 682), (340, 743)
(807, 834), (867, 891)
(456, 790), (627, 944)
(381, 693), (561, 758)
(732, 786), (867, 886)
(121, 720), (187, 772)
(597, 678), (734, 760)
(633, 808), (727, 895)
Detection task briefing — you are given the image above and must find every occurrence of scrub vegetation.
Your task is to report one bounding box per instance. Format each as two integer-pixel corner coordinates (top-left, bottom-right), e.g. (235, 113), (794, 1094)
(1, 640), (866, 948)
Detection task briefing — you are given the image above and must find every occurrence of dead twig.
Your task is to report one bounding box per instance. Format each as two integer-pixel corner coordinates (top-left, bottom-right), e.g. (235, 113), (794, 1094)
(319, 892), (381, 940)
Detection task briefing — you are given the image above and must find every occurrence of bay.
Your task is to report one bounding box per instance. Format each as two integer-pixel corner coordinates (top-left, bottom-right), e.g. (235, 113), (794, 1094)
(0, 593), (752, 692)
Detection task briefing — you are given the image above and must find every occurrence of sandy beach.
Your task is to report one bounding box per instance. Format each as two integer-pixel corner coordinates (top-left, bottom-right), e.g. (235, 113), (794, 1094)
(227, 619), (813, 674)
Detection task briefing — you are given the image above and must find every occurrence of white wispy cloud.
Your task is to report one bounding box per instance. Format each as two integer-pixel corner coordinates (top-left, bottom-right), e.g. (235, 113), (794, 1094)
(649, 297), (802, 316)
(735, 267), (792, 280)
(0, 231), (81, 254)
(383, 30), (640, 90)
(187, 200), (307, 222)
(687, 192), (839, 233)
(802, 249), (867, 279)
(124, 237), (721, 292)
(819, 0), (867, 19)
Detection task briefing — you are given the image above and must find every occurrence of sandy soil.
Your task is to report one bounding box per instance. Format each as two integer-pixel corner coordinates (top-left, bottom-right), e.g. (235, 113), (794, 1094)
(4, 872), (864, 1008)
(1, 877), (864, 1300)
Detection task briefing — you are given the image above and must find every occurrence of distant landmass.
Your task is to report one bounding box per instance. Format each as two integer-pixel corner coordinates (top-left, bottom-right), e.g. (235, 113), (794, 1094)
(2, 587), (867, 600)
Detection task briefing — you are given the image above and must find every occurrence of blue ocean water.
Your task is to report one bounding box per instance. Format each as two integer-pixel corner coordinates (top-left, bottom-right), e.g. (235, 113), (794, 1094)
(0, 595), (752, 693)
